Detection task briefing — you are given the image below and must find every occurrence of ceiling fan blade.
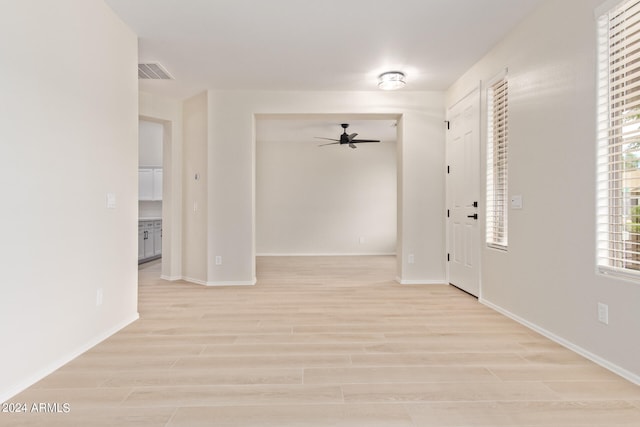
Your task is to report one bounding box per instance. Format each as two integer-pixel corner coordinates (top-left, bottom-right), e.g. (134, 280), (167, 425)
(347, 133), (358, 142)
(314, 137), (340, 141)
(318, 142), (340, 146)
(349, 143), (357, 149)
(351, 139), (381, 143)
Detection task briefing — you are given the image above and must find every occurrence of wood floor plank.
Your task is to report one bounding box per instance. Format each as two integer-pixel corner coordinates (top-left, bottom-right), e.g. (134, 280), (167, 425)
(10, 387), (133, 408)
(234, 332), (386, 344)
(167, 404), (414, 427)
(304, 366), (499, 384)
(542, 381), (640, 400)
(405, 401), (514, 426)
(349, 352), (527, 367)
(0, 407), (175, 427)
(341, 382), (559, 403)
(201, 342), (368, 356)
(4, 256), (640, 427)
(497, 400), (640, 425)
(172, 354), (353, 370)
(488, 365), (623, 382)
(121, 384), (344, 407)
(101, 368), (303, 387)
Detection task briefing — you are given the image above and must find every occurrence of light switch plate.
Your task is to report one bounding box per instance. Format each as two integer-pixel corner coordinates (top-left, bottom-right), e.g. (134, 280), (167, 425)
(598, 302), (609, 325)
(106, 193), (116, 209)
(511, 195), (523, 209)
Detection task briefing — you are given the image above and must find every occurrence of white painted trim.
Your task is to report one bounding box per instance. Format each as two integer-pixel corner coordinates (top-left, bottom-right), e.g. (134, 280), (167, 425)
(595, 0), (624, 18)
(256, 253), (396, 257)
(160, 275), (182, 281)
(396, 277), (446, 285)
(181, 276), (207, 286)
(0, 312), (139, 402)
(182, 276), (257, 286)
(205, 279), (256, 287)
(481, 298), (640, 386)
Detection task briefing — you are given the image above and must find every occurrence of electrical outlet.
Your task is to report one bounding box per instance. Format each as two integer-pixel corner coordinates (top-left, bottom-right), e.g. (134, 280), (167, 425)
(408, 254), (415, 264)
(597, 302), (609, 325)
(215, 256), (222, 265)
(96, 289), (103, 307)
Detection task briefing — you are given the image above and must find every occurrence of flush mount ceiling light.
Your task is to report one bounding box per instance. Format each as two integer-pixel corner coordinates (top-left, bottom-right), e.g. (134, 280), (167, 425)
(378, 71), (406, 90)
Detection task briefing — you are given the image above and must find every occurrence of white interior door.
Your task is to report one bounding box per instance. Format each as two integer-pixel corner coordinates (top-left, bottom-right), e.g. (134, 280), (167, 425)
(447, 87), (481, 297)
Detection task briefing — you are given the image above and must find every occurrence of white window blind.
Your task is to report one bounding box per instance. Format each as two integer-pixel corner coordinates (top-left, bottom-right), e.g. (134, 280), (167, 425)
(597, 0), (640, 279)
(487, 77), (508, 250)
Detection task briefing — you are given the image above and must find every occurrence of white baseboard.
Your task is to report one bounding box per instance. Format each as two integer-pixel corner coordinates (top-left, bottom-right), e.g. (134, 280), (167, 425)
(481, 298), (640, 386)
(181, 276), (207, 286)
(182, 276), (257, 287)
(205, 278), (256, 286)
(257, 253), (396, 257)
(160, 275), (182, 281)
(396, 277), (446, 285)
(0, 312), (139, 403)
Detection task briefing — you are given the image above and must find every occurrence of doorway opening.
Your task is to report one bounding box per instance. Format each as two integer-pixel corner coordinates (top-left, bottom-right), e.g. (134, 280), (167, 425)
(138, 116), (176, 280)
(254, 114), (400, 282)
(138, 119), (164, 265)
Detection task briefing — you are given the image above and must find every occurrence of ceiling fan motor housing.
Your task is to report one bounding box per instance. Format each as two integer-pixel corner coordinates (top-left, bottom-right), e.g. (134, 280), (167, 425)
(340, 124), (350, 144)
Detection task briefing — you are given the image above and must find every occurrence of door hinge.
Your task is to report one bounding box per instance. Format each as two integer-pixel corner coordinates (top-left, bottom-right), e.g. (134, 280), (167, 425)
(444, 120), (450, 130)
(447, 165), (450, 174)
(447, 209), (450, 218)
(447, 253), (450, 262)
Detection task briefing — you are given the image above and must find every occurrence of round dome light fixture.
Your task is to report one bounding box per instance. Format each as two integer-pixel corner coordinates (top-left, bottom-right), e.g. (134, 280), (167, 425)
(378, 71), (406, 90)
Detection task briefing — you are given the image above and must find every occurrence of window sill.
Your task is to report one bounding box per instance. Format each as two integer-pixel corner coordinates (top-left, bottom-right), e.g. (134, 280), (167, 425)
(487, 243), (507, 251)
(597, 265), (640, 283)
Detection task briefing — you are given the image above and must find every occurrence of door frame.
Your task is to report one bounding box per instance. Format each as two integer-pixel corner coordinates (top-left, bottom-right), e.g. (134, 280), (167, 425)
(138, 115), (181, 280)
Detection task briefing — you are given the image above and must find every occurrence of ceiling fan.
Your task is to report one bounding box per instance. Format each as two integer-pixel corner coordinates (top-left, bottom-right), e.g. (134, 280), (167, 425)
(315, 123), (381, 149)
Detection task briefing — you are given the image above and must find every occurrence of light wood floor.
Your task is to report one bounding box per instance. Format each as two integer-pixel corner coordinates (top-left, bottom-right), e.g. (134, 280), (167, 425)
(4, 256), (640, 426)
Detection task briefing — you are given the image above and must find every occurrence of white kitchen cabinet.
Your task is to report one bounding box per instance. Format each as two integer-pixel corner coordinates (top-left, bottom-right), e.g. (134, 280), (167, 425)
(139, 219), (162, 263)
(143, 221), (154, 258)
(138, 169), (154, 200)
(153, 220), (162, 256)
(139, 167), (162, 201)
(138, 222), (145, 260)
(152, 169), (163, 201)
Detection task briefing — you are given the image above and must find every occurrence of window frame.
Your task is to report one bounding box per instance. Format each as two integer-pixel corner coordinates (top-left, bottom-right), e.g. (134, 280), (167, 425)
(596, 0), (640, 281)
(486, 72), (509, 251)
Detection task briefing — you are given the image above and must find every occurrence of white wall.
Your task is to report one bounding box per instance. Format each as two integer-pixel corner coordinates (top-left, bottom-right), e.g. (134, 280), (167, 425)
(256, 119), (397, 255)
(182, 92), (209, 283)
(199, 91), (445, 285)
(447, 0), (640, 382)
(139, 91), (183, 281)
(0, 0), (138, 400)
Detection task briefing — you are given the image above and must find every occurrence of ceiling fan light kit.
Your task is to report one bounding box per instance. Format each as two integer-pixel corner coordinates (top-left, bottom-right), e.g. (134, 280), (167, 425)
(378, 71), (406, 90)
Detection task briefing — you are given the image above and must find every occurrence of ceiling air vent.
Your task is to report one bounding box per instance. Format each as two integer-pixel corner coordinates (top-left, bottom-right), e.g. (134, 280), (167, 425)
(138, 63), (173, 80)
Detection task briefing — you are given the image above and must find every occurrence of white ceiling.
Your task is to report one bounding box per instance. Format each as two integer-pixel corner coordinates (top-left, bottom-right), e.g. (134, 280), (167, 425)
(105, 0), (545, 100)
